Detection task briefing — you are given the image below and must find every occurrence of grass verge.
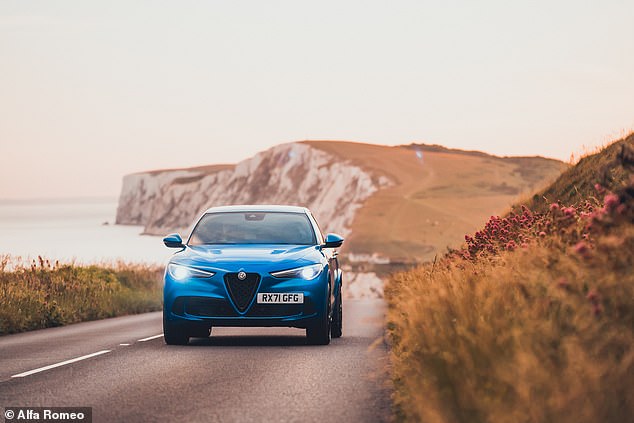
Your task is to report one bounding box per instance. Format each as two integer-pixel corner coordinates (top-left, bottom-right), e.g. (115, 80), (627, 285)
(0, 256), (163, 335)
(386, 134), (634, 422)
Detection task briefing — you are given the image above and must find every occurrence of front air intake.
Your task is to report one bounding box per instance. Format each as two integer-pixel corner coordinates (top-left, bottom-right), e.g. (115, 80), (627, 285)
(224, 273), (260, 312)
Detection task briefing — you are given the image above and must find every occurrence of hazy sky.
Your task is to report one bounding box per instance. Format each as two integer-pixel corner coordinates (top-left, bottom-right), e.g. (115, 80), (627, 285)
(1, 1), (633, 199)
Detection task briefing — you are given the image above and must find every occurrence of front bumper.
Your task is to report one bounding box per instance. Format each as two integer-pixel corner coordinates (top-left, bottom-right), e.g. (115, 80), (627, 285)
(163, 267), (328, 329)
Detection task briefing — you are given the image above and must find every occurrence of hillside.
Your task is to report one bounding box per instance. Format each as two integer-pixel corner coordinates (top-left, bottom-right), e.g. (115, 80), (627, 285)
(304, 141), (566, 263)
(386, 133), (634, 422)
(116, 141), (566, 269)
(522, 132), (634, 212)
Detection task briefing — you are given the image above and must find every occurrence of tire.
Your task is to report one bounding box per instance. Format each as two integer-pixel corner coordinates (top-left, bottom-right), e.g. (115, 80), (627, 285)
(307, 286), (331, 345)
(163, 312), (189, 345)
(331, 282), (343, 338)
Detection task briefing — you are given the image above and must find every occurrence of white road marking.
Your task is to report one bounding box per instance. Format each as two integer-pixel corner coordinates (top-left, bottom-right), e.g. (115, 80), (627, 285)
(11, 350), (112, 378)
(138, 334), (163, 342)
(119, 343), (131, 346)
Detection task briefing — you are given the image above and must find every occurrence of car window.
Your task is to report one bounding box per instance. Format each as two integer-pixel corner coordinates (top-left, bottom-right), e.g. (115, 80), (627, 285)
(188, 212), (317, 245)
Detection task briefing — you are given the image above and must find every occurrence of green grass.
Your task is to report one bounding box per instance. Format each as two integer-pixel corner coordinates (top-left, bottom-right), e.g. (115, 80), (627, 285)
(0, 256), (163, 335)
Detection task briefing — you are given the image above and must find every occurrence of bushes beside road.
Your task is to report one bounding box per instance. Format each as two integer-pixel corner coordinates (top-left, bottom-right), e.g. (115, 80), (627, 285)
(0, 257), (163, 335)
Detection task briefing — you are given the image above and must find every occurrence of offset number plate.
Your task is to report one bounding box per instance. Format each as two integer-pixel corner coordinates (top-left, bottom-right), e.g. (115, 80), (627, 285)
(257, 293), (304, 304)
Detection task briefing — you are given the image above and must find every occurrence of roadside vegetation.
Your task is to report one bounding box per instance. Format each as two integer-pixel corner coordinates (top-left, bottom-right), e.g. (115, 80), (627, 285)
(0, 257), (163, 335)
(386, 134), (634, 422)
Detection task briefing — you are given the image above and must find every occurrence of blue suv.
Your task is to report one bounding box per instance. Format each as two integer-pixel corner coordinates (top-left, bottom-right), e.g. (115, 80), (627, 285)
(162, 205), (344, 345)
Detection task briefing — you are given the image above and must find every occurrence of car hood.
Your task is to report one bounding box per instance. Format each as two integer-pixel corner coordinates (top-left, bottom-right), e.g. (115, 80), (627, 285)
(170, 244), (324, 271)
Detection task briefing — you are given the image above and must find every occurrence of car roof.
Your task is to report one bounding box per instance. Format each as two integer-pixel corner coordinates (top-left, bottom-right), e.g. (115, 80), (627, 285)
(202, 205), (310, 214)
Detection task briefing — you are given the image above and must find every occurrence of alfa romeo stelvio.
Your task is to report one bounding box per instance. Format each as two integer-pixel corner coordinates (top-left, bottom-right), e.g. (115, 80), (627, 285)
(162, 205), (344, 345)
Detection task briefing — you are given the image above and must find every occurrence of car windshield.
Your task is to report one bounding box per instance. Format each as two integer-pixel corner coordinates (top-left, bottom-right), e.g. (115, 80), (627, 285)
(188, 212), (317, 245)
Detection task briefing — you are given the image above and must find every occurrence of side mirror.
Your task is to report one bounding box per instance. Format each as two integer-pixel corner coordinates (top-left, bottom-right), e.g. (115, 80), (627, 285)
(163, 233), (184, 248)
(322, 233), (344, 249)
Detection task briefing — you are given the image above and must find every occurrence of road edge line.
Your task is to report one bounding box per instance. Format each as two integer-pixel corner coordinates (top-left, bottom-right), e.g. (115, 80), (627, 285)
(138, 334), (163, 342)
(11, 350), (112, 378)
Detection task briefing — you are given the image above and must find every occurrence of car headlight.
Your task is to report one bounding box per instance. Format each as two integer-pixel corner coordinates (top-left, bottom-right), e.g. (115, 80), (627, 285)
(167, 264), (215, 281)
(270, 264), (323, 280)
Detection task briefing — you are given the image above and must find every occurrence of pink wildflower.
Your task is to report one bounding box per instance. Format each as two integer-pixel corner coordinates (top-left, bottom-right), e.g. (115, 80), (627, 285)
(603, 194), (620, 211)
(586, 288), (600, 303)
(574, 241), (591, 258)
(594, 183), (605, 194)
(563, 207), (576, 217)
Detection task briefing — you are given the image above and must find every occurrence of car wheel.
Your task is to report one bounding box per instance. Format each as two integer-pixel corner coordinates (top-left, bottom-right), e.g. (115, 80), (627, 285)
(306, 286), (331, 345)
(163, 312), (189, 345)
(331, 282), (343, 338)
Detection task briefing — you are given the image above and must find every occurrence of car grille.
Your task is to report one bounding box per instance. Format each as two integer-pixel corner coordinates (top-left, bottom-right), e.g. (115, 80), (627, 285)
(247, 303), (306, 317)
(184, 297), (237, 317)
(171, 295), (313, 318)
(224, 272), (260, 312)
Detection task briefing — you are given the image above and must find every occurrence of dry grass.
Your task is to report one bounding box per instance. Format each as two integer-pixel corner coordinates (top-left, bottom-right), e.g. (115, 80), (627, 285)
(523, 133), (634, 213)
(0, 256), (163, 335)
(305, 141), (566, 263)
(386, 135), (634, 422)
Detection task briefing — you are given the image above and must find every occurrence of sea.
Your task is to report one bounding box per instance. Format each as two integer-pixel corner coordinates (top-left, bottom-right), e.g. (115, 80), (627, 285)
(0, 197), (172, 266)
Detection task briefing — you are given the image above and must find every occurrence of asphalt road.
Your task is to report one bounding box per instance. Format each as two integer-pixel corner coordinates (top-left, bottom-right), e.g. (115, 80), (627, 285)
(0, 300), (391, 422)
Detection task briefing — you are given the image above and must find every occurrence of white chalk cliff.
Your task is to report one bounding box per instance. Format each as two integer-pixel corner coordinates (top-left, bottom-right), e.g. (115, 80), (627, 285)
(116, 142), (390, 238)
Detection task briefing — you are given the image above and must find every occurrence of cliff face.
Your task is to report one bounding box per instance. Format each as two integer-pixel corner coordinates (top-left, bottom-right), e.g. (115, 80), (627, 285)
(116, 142), (390, 237)
(115, 169), (211, 227)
